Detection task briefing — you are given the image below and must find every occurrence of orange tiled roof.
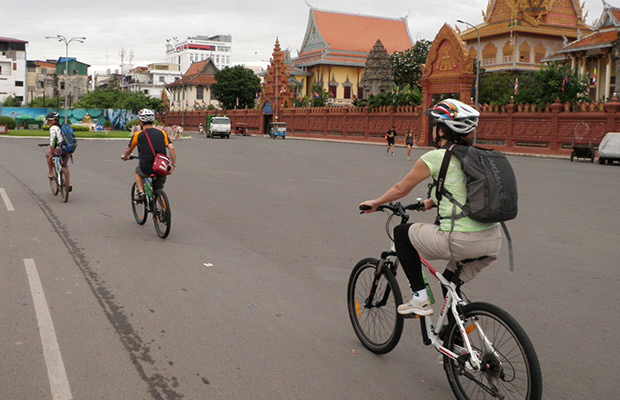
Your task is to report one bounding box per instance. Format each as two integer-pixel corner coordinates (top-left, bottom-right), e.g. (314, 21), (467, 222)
(184, 59), (210, 76)
(311, 9), (412, 54)
(167, 75), (215, 87)
(559, 29), (618, 52)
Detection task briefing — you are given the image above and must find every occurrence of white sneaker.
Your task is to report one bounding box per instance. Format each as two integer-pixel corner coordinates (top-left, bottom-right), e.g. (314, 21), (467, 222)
(398, 297), (434, 316)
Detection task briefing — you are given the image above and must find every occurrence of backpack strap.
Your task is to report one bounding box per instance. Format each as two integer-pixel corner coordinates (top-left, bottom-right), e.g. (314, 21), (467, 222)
(435, 143), (456, 204)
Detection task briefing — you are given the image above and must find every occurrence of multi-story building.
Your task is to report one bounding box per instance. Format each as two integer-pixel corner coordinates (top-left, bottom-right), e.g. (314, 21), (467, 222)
(0, 37), (28, 104)
(26, 60), (58, 105)
(165, 35), (232, 74)
(55, 57), (90, 108)
(120, 63), (181, 99)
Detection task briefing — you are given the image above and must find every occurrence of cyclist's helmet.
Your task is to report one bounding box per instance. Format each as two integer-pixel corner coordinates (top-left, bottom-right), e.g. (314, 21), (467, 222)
(138, 109), (156, 123)
(424, 99), (479, 136)
(46, 112), (60, 121)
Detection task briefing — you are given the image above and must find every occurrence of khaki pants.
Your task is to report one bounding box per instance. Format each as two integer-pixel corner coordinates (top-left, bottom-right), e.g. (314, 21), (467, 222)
(408, 223), (502, 282)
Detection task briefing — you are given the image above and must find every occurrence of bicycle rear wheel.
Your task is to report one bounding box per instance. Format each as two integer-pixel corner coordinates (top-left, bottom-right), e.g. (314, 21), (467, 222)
(347, 257), (404, 354)
(443, 302), (542, 400)
(153, 190), (171, 239)
(59, 170), (69, 202)
(131, 183), (148, 225)
(49, 171), (59, 195)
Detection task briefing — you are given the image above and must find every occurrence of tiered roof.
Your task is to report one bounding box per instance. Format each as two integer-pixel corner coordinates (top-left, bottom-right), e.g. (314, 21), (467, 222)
(460, 0), (592, 41)
(293, 8), (413, 68)
(555, 2), (620, 54)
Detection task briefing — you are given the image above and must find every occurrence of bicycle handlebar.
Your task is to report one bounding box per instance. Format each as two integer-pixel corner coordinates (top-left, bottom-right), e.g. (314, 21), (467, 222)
(359, 200), (424, 215)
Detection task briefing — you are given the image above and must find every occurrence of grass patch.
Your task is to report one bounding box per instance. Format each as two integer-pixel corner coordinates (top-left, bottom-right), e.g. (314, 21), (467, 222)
(4, 129), (131, 138)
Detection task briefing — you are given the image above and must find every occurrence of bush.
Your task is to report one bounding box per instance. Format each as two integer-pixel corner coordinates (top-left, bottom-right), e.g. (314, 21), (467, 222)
(125, 118), (161, 131)
(0, 116), (16, 129)
(103, 120), (112, 128)
(71, 125), (90, 131)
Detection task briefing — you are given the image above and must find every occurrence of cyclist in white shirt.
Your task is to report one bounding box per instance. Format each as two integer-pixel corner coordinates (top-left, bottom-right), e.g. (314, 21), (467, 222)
(45, 112), (71, 191)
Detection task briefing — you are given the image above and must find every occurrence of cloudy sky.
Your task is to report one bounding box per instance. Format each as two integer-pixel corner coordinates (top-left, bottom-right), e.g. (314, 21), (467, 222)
(4, 0), (607, 74)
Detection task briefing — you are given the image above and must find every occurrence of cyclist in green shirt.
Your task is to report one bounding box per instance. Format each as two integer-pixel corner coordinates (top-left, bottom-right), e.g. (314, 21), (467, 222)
(360, 99), (502, 316)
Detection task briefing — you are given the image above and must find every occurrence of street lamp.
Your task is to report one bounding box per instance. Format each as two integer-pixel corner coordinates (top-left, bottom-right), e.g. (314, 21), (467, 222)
(45, 35), (86, 124)
(457, 19), (480, 145)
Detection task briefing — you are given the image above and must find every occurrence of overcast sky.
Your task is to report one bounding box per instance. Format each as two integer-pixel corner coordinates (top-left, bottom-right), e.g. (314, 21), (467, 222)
(4, 0), (607, 74)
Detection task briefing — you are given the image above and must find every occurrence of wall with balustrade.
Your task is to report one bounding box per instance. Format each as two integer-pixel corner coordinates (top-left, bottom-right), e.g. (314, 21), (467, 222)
(167, 98), (620, 156)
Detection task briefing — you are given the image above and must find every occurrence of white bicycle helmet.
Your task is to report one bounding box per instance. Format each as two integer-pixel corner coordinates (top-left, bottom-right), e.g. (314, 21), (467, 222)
(425, 99), (479, 135)
(138, 109), (156, 123)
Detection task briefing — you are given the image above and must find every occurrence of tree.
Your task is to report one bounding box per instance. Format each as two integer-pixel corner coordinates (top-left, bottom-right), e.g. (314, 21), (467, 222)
(32, 96), (64, 108)
(390, 39), (432, 89)
(2, 96), (22, 107)
(355, 83), (421, 109)
(212, 65), (261, 109)
(310, 83), (329, 107)
(516, 62), (588, 106)
(74, 87), (163, 112)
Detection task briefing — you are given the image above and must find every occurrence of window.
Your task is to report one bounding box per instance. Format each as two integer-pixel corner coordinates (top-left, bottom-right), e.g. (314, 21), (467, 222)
(159, 76), (165, 82)
(196, 86), (204, 100)
(502, 42), (514, 63)
(60, 82), (65, 90)
(329, 84), (337, 98)
(357, 86), (364, 99)
(344, 86), (351, 99)
(519, 42), (531, 63)
(15, 81), (23, 87)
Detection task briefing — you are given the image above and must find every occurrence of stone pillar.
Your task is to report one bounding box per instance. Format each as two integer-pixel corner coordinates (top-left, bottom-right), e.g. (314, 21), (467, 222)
(605, 51), (612, 100)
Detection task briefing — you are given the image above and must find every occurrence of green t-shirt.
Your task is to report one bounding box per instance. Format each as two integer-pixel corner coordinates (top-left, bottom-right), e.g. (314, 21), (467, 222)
(421, 149), (498, 232)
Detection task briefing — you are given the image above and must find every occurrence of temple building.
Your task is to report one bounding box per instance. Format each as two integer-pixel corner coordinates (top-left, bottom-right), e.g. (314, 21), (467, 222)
(550, 1), (620, 100)
(458, 0), (593, 73)
(292, 8), (413, 104)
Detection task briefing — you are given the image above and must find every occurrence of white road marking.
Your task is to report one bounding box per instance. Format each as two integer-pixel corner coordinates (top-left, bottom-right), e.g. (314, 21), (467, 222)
(0, 188), (15, 211)
(23, 258), (73, 400)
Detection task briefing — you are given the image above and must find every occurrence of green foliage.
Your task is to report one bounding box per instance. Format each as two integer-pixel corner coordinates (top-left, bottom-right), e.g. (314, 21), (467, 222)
(0, 116), (17, 129)
(103, 120), (112, 128)
(71, 125), (91, 131)
(124, 118), (161, 131)
(2, 96), (22, 107)
(74, 87), (163, 112)
(310, 84), (329, 107)
(516, 62), (589, 106)
(212, 65), (262, 109)
(355, 83), (421, 109)
(390, 40), (432, 89)
(479, 62), (589, 107)
(478, 71), (520, 106)
(31, 96), (64, 108)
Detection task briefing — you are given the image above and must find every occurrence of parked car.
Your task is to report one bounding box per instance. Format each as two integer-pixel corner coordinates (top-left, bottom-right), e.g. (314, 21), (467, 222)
(208, 116), (231, 139)
(598, 132), (620, 164)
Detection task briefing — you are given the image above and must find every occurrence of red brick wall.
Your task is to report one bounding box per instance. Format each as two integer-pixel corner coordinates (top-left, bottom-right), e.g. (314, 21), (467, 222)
(167, 98), (620, 156)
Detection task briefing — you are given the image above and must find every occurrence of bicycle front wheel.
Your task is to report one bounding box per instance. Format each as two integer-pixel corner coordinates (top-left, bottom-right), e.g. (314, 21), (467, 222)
(443, 302), (542, 400)
(347, 257), (404, 354)
(153, 190), (171, 239)
(49, 172), (59, 195)
(131, 183), (147, 225)
(59, 170), (69, 203)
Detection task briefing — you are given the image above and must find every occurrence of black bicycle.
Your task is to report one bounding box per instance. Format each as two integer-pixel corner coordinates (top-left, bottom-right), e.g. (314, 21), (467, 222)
(349, 201), (542, 400)
(128, 155), (171, 239)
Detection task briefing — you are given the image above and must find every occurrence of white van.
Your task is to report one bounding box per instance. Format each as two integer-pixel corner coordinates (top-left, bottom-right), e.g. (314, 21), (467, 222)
(208, 116), (231, 139)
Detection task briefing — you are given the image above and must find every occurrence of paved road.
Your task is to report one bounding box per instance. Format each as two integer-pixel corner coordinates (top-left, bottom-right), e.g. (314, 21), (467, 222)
(1, 134), (618, 399)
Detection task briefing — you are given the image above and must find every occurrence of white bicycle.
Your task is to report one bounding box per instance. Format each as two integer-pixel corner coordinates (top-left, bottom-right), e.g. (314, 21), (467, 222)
(348, 201), (542, 400)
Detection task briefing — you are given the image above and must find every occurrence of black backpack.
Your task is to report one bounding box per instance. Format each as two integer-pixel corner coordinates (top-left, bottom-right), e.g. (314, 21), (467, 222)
(434, 144), (518, 270)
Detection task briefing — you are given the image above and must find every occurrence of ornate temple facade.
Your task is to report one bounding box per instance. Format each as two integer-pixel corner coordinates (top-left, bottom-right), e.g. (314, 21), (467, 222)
(551, 2), (620, 100)
(292, 8), (413, 104)
(459, 0), (593, 73)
